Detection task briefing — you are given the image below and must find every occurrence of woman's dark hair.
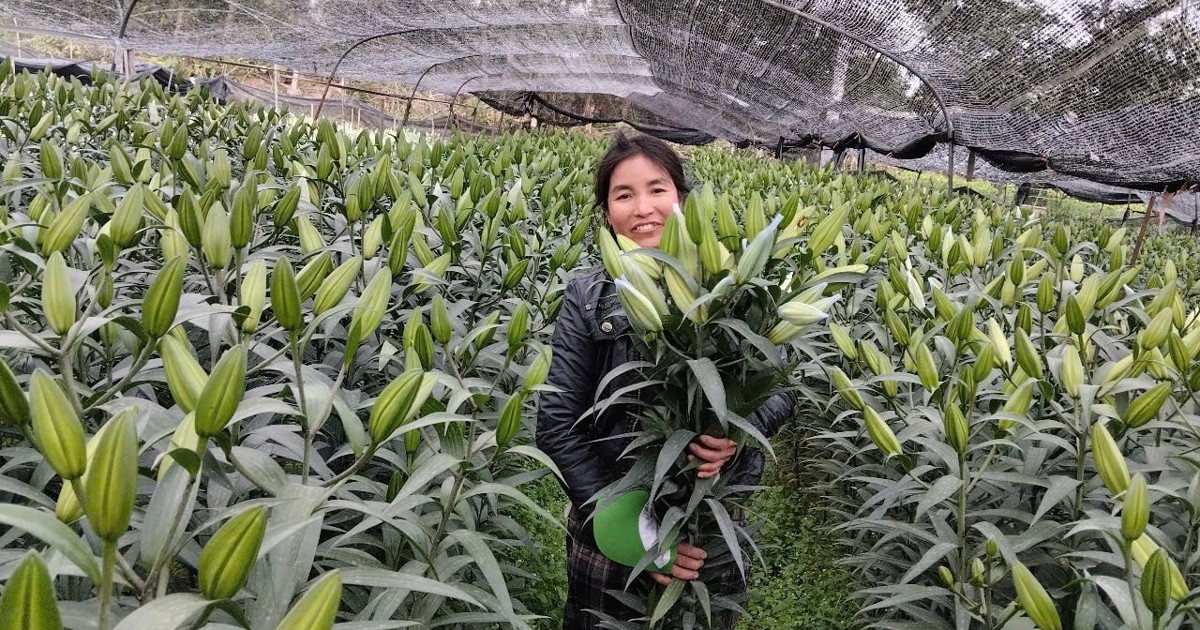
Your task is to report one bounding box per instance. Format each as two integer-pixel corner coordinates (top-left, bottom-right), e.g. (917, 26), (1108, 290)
(593, 131), (690, 214)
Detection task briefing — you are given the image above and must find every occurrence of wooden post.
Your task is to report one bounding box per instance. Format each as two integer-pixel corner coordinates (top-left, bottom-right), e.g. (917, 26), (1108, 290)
(858, 147), (866, 173)
(947, 141), (955, 196)
(965, 150), (976, 182)
(1130, 194), (1158, 266)
(1158, 190), (1175, 235)
(1192, 190), (1199, 233)
(272, 64), (279, 111)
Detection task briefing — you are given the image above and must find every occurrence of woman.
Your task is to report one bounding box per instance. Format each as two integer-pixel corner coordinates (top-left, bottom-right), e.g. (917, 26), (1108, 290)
(535, 132), (795, 629)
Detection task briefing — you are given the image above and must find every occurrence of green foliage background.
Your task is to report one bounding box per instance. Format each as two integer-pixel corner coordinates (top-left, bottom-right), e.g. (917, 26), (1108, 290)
(1, 62), (1200, 630)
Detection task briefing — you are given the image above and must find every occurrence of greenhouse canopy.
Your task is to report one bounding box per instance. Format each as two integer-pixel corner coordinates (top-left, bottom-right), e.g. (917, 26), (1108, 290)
(3, 0), (1197, 190)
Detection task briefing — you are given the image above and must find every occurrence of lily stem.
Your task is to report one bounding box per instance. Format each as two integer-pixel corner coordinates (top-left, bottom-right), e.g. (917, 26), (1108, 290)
(292, 332), (312, 485)
(99, 539), (116, 630)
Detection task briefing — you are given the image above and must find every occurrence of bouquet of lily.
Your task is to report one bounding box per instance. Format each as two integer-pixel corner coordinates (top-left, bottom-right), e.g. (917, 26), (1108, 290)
(587, 187), (859, 628)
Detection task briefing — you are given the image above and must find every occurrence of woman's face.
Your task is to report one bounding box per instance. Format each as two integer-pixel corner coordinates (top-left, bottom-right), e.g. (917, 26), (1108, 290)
(605, 154), (680, 249)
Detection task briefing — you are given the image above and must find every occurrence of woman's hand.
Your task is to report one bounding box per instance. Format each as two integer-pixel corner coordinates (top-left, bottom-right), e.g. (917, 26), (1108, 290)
(687, 435), (738, 479)
(651, 542), (707, 586)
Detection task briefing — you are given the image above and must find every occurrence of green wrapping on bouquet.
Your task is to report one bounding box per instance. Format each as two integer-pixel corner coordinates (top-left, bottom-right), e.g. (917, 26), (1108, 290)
(593, 490), (677, 574)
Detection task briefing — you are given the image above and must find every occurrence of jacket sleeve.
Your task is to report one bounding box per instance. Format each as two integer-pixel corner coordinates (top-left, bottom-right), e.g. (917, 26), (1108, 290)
(535, 277), (614, 516)
(746, 390), (795, 439)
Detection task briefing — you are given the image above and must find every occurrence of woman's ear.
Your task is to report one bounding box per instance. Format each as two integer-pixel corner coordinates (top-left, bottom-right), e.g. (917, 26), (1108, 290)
(600, 210), (621, 239)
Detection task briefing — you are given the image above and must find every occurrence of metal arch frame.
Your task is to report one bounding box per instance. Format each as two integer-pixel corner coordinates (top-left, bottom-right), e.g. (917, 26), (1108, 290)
(117, 0), (142, 39)
(313, 30), (430, 120)
(401, 56), (483, 129)
(445, 74), (553, 129)
(402, 53), (649, 129)
(313, 32), (621, 127)
(449, 74), (566, 125)
(448, 75), (481, 130)
(447, 72), (557, 128)
(401, 62), (442, 129)
(309, 19), (654, 127)
(314, 34), (645, 130)
(449, 71), (634, 130)
(755, 0), (958, 192)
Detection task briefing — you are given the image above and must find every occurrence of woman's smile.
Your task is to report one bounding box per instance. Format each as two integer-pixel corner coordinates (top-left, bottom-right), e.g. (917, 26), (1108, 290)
(631, 221), (662, 234)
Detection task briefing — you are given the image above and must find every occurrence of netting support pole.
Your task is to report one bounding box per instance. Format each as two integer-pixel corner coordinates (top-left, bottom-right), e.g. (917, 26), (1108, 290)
(449, 76), (483, 129)
(402, 64), (439, 130)
(757, 0), (953, 141)
(111, 45), (135, 77)
(1130, 194), (1158, 267)
(965, 150), (977, 182)
(947, 141), (955, 196)
(776, 137), (784, 160)
(858, 148), (866, 174)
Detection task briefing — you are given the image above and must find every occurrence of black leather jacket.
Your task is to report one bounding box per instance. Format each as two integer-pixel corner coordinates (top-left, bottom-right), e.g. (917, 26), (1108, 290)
(535, 267), (795, 522)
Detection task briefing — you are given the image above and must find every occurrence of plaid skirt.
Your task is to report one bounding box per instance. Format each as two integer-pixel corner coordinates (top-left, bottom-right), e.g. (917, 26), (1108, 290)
(563, 505), (746, 630)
